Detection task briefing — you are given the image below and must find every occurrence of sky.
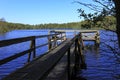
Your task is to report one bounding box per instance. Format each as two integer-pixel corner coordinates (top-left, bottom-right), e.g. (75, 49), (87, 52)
(0, 0), (93, 25)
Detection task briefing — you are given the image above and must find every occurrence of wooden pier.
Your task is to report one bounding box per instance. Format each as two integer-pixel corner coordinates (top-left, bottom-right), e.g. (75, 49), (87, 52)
(81, 30), (100, 46)
(0, 30), (99, 80)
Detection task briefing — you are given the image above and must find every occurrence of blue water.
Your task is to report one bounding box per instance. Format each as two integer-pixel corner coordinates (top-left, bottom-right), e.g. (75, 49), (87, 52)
(77, 30), (120, 80)
(0, 30), (48, 79)
(0, 30), (120, 80)
(0, 29), (75, 79)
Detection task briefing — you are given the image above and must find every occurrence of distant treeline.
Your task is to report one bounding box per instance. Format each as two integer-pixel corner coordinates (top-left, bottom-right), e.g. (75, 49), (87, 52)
(0, 21), (82, 33)
(0, 16), (116, 33)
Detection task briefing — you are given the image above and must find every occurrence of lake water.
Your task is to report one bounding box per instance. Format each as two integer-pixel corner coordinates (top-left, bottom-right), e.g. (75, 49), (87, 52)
(77, 30), (120, 80)
(0, 29), (120, 80)
(0, 29), (74, 79)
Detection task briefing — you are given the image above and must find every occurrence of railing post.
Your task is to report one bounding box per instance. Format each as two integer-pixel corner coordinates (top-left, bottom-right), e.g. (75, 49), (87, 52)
(74, 38), (80, 70)
(48, 36), (52, 51)
(32, 37), (36, 58)
(60, 32), (62, 42)
(80, 33), (84, 50)
(48, 31), (52, 51)
(64, 32), (66, 40)
(77, 35), (86, 69)
(53, 34), (57, 47)
(67, 48), (71, 80)
(28, 36), (36, 62)
(74, 38), (78, 75)
(95, 31), (100, 46)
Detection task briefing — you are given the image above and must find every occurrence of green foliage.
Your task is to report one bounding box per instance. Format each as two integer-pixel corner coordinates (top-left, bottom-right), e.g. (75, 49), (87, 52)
(76, 0), (116, 30)
(78, 7), (116, 30)
(0, 21), (83, 33)
(0, 16), (116, 33)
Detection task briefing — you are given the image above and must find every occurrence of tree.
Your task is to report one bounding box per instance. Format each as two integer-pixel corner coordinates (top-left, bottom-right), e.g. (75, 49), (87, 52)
(75, 0), (120, 47)
(112, 0), (120, 47)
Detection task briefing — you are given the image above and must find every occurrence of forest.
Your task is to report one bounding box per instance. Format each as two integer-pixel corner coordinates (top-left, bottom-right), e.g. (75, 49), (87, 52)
(0, 16), (116, 33)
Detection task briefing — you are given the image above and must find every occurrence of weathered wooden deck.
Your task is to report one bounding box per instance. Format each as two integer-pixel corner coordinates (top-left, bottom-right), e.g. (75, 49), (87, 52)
(2, 37), (84, 80)
(0, 30), (99, 80)
(3, 39), (71, 80)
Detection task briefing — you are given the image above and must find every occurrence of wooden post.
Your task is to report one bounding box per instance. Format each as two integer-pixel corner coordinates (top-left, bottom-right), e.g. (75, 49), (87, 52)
(61, 32), (63, 42)
(28, 45), (32, 62)
(48, 31), (52, 51)
(76, 38), (81, 68)
(77, 36), (86, 69)
(95, 31), (100, 46)
(48, 36), (52, 51)
(28, 36), (36, 62)
(64, 32), (66, 40)
(79, 33), (84, 50)
(32, 38), (36, 58)
(53, 35), (57, 47)
(74, 38), (78, 75)
(67, 48), (71, 80)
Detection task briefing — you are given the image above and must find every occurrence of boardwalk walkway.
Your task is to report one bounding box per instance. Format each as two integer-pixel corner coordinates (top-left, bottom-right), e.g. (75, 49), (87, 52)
(3, 39), (71, 80)
(1, 30), (99, 80)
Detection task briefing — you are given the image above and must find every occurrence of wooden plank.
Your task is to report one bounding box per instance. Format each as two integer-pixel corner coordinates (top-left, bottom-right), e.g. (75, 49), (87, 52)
(35, 33), (60, 38)
(81, 31), (100, 43)
(0, 36), (35, 47)
(0, 34), (61, 46)
(1, 32), (82, 80)
(45, 46), (75, 80)
(52, 30), (98, 32)
(3, 39), (72, 80)
(0, 32), (65, 65)
(0, 48), (34, 65)
(80, 30), (98, 33)
(82, 37), (96, 41)
(83, 39), (96, 41)
(45, 53), (68, 80)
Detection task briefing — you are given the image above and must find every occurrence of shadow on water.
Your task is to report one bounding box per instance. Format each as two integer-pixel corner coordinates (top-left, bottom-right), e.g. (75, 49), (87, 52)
(0, 30), (120, 80)
(75, 40), (120, 80)
(0, 30), (49, 79)
(75, 42), (99, 80)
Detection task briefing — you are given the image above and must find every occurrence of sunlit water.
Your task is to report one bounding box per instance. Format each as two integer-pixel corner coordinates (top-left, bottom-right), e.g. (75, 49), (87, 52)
(0, 29), (74, 79)
(77, 30), (120, 80)
(0, 30), (120, 80)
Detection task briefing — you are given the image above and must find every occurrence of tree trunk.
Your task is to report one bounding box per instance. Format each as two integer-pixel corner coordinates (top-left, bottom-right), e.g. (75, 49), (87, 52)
(113, 0), (120, 47)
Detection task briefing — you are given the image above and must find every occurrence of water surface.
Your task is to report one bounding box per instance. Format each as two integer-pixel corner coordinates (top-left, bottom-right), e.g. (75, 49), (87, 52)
(77, 30), (120, 80)
(0, 30), (120, 80)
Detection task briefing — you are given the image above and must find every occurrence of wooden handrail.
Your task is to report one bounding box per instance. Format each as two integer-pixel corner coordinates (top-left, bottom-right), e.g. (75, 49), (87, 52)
(0, 48), (34, 65)
(35, 33), (60, 38)
(0, 36), (35, 47)
(2, 32), (86, 80)
(0, 32), (65, 65)
(80, 30), (98, 33)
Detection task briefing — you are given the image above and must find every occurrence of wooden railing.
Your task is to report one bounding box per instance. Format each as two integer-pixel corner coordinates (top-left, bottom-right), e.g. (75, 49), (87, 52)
(48, 30), (66, 50)
(0, 32), (66, 65)
(66, 33), (86, 79)
(81, 30), (100, 45)
(2, 32), (86, 80)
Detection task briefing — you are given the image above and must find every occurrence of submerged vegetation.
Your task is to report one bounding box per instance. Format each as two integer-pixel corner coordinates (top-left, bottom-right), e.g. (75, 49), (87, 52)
(0, 16), (116, 33)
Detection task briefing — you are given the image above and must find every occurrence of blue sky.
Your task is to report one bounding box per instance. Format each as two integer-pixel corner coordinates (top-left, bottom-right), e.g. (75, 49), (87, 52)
(0, 0), (93, 24)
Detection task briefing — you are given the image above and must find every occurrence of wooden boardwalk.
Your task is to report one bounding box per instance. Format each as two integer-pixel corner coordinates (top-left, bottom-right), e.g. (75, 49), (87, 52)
(3, 39), (71, 80)
(81, 30), (100, 46)
(0, 30), (99, 80)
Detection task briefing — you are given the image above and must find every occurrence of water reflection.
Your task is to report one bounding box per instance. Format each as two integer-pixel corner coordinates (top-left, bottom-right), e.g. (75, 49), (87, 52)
(76, 40), (120, 80)
(84, 42), (100, 59)
(0, 30), (76, 79)
(0, 30), (49, 79)
(0, 30), (120, 80)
